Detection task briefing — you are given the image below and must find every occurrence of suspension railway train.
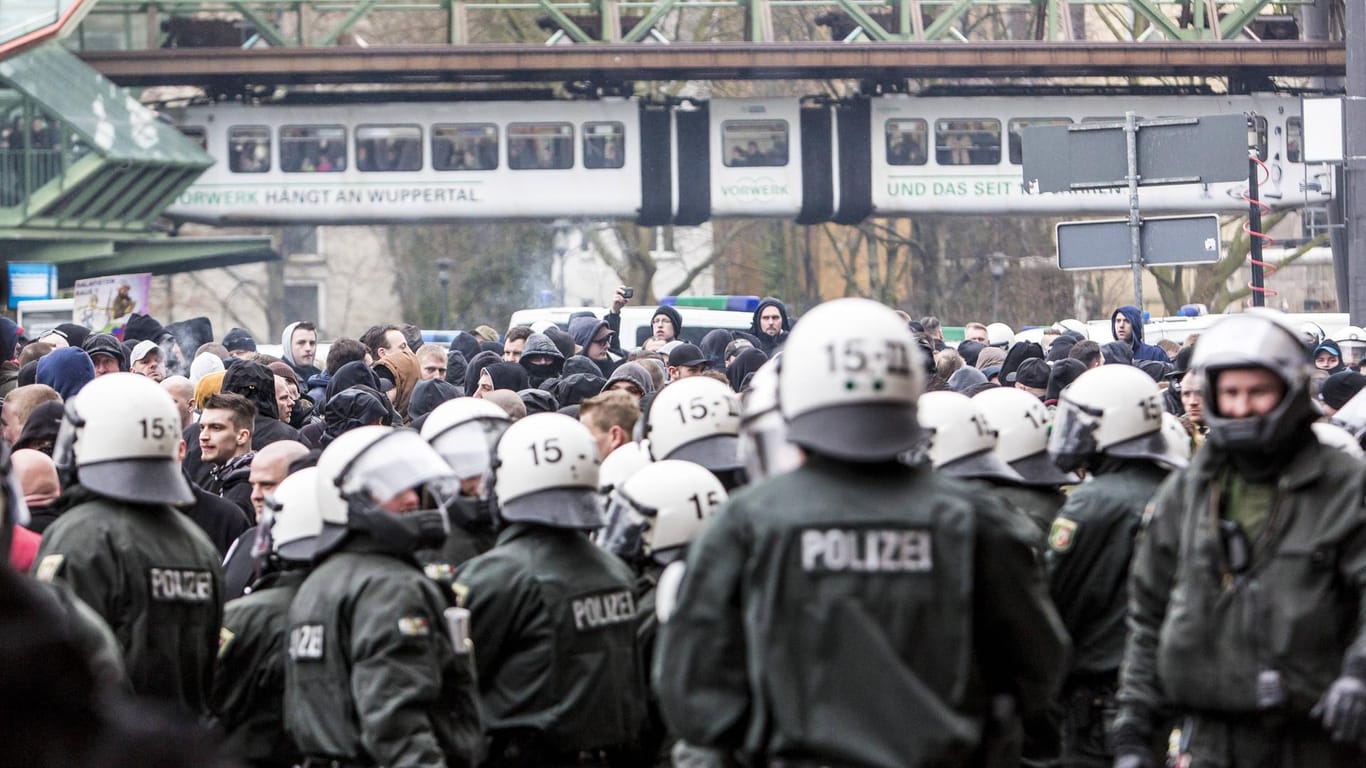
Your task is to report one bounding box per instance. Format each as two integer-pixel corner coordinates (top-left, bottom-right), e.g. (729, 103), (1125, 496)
(165, 91), (1333, 226)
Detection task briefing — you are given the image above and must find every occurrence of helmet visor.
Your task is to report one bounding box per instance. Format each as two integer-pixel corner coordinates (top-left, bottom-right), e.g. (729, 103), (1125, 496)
(739, 412), (803, 482)
(431, 419), (508, 480)
(345, 430), (457, 505)
(599, 490), (651, 561)
(1047, 398), (1102, 472)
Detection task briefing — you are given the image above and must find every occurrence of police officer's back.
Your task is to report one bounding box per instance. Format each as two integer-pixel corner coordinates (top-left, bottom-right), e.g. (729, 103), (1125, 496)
(285, 426), (483, 768)
(654, 298), (1069, 767)
(601, 459), (728, 765)
(211, 468), (324, 768)
(32, 373), (223, 714)
(1113, 313), (1366, 768)
(454, 413), (646, 766)
(1043, 365), (1185, 768)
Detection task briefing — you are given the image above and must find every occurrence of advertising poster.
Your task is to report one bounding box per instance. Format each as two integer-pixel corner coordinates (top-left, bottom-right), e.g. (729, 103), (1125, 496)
(72, 273), (151, 332)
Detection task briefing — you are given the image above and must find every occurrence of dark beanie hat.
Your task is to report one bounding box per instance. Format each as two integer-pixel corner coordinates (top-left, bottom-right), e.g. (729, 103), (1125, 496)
(123, 313), (169, 343)
(223, 327), (257, 352)
(1322, 371), (1366, 410)
(956, 340), (985, 367)
(1046, 358), (1089, 403)
(48, 323), (91, 349)
(652, 305), (684, 337)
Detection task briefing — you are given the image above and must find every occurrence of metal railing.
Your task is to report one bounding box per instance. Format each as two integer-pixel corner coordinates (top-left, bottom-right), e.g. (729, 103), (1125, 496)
(0, 147), (63, 207)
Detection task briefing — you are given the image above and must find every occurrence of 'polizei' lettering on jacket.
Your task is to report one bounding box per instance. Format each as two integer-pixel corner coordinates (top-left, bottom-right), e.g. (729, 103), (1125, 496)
(149, 567), (214, 602)
(800, 528), (934, 573)
(572, 589), (636, 631)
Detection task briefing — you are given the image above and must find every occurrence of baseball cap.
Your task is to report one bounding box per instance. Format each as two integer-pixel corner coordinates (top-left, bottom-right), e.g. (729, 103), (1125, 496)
(131, 340), (160, 364)
(668, 343), (708, 368)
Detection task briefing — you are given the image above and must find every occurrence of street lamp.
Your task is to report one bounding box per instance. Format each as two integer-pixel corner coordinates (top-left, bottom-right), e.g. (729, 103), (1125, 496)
(988, 252), (1009, 321)
(435, 258), (452, 329)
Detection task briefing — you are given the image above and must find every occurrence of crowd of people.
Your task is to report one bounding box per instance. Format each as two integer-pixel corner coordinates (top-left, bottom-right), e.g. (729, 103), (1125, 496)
(2, 293), (1366, 768)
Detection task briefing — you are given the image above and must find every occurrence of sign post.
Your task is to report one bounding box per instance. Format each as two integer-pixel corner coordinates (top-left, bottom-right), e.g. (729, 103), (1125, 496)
(1024, 113), (1248, 309)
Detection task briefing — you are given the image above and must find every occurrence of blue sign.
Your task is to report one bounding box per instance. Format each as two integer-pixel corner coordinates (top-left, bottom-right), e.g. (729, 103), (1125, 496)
(7, 262), (57, 309)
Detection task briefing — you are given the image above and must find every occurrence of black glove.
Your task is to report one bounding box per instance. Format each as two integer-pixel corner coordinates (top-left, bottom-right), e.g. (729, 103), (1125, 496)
(1112, 752), (1154, 768)
(1311, 674), (1366, 743)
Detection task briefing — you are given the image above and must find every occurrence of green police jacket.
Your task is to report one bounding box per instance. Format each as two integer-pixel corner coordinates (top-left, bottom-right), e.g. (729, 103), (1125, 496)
(284, 538), (484, 768)
(993, 482), (1068, 543)
(1045, 461), (1170, 680)
(1115, 438), (1366, 742)
(654, 456), (1070, 768)
(32, 486), (223, 714)
(453, 523), (647, 753)
(211, 569), (307, 768)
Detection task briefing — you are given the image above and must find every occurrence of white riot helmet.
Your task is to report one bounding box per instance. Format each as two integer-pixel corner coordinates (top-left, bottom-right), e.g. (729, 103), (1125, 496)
(1192, 313), (1316, 453)
(1300, 321), (1326, 348)
(1312, 421), (1365, 459)
(314, 426), (458, 556)
(491, 413), (602, 529)
(646, 376), (743, 479)
(421, 397), (511, 480)
(601, 460), (727, 566)
(1052, 319), (1088, 337)
(1048, 364), (1186, 472)
(261, 467), (325, 563)
(972, 387), (1078, 486)
(739, 358), (803, 482)
(53, 372), (194, 506)
(778, 298), (926, 462)
(1161, 412), (1193, 463)
(916, 391), (1023, 482)
(986, 322), (1014, 348)
(1330, 325), (1366, 367)
(598, 441), (652, 494)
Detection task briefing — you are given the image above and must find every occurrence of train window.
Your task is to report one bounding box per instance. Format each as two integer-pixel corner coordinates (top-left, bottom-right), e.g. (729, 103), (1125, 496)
(508, 123), (573, 170)
(279, 125), (347, 173)
(935, 119), (1001, 165)
(228, 126), (270, 173)
(356, 125), (421, 172)
(178, 126), (208, 151)
(583, 122), (625, 169)
(1250, 115), (1268, 162)
(1286, 117), (1303, 163)
(885, 119), (927, 165)
(433, 124), (498, 171)
(722, 120), (789, 167)
(1007, 118), (1070, 164)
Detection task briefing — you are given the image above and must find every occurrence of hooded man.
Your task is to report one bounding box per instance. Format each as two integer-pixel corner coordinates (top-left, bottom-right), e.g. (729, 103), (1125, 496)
(82, 333), (128, 377)
(749, 297), (792, 354)
(1110, 305), (1167, 363)
(280, 321), (321, 382)
(569, 315), (620, 378)
(374, 348), (420, 423)
(519, 332), (566, 389)
(0, 317), (22, 398)
(35, 347), (95, 401)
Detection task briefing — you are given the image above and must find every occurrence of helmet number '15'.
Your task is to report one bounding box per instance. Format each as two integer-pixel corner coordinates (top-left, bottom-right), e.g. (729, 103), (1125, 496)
(528, 438), (563, 465)
(675, 396), (738, 424)
(1139, 396), (1162, 422)
(825, 340), (913, 377)
(687, 490), (721, 519)
(139, 417), (174, 440)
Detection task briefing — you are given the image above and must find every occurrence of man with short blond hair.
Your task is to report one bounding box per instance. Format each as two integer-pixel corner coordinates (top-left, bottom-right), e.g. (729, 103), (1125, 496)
(416, 343), (450, 381)
(579, 389), (640, 460)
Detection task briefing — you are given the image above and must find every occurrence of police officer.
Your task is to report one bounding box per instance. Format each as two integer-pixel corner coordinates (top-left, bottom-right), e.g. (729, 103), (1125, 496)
(644, 376), (746, 490)
(1044, 364), (1186, 768)
(419, 396), (512, 584)
(453, 413), (646, 767)
(211, 467), (323, 768)
(601, 459), (728, 765)
(737, 358), (804, 483)
(973, 386), (1080, 537)
(32, 373), (223, 714)
(285, 426), (483, 768)
(1113, 312), (1366, 768)
(655, 298), (1068, 767)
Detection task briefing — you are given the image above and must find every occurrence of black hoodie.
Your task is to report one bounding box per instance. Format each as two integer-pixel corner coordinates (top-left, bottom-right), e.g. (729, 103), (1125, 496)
(749, 297), (792, 354)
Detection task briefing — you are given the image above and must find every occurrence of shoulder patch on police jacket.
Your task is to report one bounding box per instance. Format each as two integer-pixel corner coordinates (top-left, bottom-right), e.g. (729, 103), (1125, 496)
(1048, 518), (1078, 552)
(451, 581), (469, 608)
(149, 567), (214, 603)
(218, 627), (236, 658)
(424, 562), (456, 582)
(289, 624), (324, 660)
(398, 616), (430, 637)
(800, 527), (933, 573)
(34, 553), (64, 582)
(571, 589), (636, 631)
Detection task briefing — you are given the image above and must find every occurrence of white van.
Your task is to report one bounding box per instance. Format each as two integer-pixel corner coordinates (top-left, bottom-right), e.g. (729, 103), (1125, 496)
(16, 299), (74, 338)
